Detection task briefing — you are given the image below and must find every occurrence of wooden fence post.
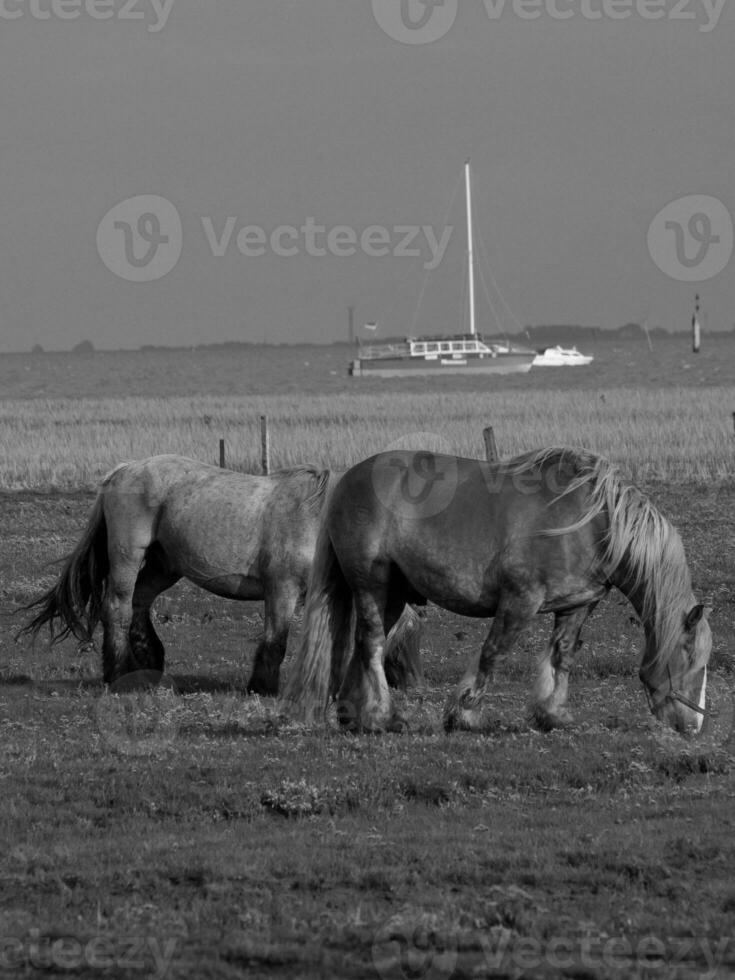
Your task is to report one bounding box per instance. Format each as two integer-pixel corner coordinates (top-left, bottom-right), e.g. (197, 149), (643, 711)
(219, 438), (225, 468)
(482, 426), (498, 463)
(261, 415), (270, 474)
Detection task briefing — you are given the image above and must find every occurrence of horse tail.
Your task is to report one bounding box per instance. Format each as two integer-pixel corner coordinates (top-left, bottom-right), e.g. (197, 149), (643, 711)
(384, 605), (424, 690)
(280, 520), (354, 723)
(302, 467), (332, 514)
(17, 491), (109, 645)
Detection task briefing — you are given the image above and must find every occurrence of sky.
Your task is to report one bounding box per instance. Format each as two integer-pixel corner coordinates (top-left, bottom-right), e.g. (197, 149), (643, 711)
(0, 0), (733, 351)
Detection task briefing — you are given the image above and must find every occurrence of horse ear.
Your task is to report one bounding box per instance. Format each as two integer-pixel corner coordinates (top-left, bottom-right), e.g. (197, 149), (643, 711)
(683, 604), (710, 632)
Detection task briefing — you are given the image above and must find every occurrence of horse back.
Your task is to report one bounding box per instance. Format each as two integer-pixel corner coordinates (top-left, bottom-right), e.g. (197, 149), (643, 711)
(102, 456), (312, 595)
(326, 451), (608, 614)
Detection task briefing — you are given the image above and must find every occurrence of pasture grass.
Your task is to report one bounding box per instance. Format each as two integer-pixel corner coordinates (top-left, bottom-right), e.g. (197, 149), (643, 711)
(0, 385), (734, 489)
(2, 486), (735, 978)
(2, 672), (735, 979)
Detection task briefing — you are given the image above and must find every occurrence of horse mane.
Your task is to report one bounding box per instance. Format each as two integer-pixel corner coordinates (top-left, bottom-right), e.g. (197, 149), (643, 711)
(503, 447), (692, 671)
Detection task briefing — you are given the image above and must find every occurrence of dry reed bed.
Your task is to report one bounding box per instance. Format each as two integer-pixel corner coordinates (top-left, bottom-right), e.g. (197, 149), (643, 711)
(0, 386), (732, 489)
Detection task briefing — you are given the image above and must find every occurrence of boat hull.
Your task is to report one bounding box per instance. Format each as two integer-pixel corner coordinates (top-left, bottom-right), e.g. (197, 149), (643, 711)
(532, 347), (594, 367)
(350, 353), (534, 377)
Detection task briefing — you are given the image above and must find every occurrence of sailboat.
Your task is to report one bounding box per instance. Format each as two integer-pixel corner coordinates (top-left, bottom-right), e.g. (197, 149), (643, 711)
(349, 160), (537, 378)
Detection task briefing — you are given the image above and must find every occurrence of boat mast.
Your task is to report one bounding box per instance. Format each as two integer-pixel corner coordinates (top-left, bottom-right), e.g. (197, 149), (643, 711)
(465, 158), (476, 338)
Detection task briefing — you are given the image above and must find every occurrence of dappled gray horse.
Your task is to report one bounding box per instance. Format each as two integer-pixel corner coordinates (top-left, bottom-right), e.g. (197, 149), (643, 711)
(20, 455), (422, 693)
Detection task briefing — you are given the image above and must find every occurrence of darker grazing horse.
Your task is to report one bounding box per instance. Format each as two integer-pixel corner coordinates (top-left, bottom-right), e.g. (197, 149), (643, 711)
(282, 447), (712, 734)
(19, 455), (422, 694)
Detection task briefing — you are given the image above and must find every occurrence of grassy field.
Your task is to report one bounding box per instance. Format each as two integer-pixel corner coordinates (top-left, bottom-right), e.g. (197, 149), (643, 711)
(1, 338), (735, 978)
(0, 386), (733, 489)
(1, 486), (735, 979)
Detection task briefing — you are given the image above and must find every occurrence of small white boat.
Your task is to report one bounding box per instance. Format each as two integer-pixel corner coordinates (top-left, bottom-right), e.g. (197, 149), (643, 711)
(532, 345), (594, 367)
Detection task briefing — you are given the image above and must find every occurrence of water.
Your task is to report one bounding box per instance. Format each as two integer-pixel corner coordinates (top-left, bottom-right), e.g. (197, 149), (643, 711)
(1, 334), (733, 400)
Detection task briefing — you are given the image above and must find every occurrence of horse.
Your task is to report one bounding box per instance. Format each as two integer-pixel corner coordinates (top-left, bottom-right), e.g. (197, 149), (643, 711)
(281, 446), (712, 735)
(19, 454), (423, 694)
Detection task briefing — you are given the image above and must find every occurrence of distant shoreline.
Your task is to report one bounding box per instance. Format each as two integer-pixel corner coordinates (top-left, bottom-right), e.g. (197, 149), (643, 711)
(5, 328), (733, 357)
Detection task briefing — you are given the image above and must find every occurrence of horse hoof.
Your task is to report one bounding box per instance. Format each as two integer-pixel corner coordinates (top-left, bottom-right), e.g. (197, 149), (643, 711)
(247, 677), (279, 698)
(443, 707), (482, 733)
(530, 705), (574, 731)
(337, 710), (395, 734)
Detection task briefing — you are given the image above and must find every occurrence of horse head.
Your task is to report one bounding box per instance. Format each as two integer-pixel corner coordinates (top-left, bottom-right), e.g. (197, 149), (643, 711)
(640, 603), (712, 734)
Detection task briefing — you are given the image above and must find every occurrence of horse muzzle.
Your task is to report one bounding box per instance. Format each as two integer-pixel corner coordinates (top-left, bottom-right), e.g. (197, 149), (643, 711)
(644, 666), (707, 734)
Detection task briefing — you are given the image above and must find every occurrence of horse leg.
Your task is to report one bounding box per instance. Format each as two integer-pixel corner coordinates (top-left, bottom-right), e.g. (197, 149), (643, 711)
(101, 552), (145, 685)
(248, 581), (300, 697)
(530, 604), (597, 731)
(336, 589), (393, 733)
(128, 549), (180, 679)
(384, 603), (424, 691)
(444, 588), (543, 732)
